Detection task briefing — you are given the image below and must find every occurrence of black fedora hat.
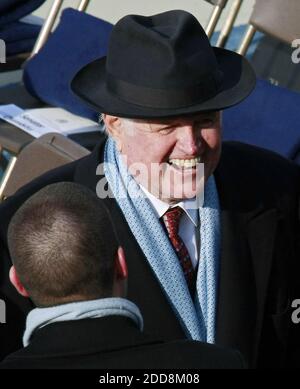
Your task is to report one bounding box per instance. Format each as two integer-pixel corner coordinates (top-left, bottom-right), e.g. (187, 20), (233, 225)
(71, 10), (256, 119)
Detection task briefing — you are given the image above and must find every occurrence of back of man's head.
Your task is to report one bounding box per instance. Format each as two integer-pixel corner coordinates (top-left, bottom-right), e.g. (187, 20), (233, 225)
(7, 182), (119, 307)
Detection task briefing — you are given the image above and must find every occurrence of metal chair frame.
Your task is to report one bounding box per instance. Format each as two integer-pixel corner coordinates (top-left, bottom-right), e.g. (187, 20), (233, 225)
(237, 0), (300, 56)
(205, 0), (228, 39)
(216, 0), (243, 47)
(205, 0), (245, 48)
(0, 153), (17, 201)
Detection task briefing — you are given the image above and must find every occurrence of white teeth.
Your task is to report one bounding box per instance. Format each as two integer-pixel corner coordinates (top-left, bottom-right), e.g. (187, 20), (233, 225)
(168, 157), (201, 168)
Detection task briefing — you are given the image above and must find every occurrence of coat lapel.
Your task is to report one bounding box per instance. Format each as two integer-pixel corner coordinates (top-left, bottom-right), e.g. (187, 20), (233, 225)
(214, 207), (257, 361)
(214, 143), (277, 366)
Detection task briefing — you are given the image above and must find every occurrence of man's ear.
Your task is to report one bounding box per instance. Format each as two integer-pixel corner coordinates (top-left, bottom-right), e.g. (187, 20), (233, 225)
(112, 246), (128, 298)
(9, 266), (30, 298)
(102, 114), (123, 151)
(115, 246), (128, 281)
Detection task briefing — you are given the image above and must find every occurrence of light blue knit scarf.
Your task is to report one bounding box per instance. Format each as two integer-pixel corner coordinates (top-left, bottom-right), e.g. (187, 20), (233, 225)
(104, 137), (221, 343)
(23, 297), (143, 347)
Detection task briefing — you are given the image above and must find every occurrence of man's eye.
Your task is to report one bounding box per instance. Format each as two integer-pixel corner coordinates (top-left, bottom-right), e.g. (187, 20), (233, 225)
(159, 126), (174, 134)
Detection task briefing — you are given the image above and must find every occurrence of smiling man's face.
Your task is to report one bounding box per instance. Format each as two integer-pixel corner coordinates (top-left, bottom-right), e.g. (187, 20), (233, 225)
(104, 111), (222, 204)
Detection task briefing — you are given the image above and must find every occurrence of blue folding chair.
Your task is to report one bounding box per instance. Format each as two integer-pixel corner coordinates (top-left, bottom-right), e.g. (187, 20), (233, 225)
(223, 79), (300, 165)
(24, 7), (113, 122)
(0, 0), (46, 71)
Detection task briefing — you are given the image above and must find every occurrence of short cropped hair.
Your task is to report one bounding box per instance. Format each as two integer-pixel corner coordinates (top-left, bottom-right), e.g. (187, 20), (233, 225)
(8, 182), (119, 307)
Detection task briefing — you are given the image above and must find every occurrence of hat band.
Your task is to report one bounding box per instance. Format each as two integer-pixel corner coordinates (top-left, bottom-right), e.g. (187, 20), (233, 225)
(106, 71), (223, 109)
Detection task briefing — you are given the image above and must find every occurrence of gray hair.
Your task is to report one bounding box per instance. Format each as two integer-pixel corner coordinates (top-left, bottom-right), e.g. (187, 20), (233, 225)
(101, 114), (137, 137)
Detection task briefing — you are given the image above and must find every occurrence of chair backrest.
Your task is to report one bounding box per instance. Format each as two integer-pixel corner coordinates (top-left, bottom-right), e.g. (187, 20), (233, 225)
(24, 8), (113, 122)
(1, 132), (90, 200)
(238, 0), (300, 55)
(0, 120), (33, 156)
(249, 0), (300, 44)
(222, 79), (300, 165)
(31, 0), (92, 56)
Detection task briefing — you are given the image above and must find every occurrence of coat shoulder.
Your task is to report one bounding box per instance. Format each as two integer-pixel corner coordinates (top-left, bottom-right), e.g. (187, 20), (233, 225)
(217, 142), (300, 211)
(221, 141), (300, 186)
(0, 339), (246, 369)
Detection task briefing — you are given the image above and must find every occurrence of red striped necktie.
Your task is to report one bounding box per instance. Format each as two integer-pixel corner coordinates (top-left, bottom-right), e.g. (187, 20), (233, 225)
(162, 206), (196, 296)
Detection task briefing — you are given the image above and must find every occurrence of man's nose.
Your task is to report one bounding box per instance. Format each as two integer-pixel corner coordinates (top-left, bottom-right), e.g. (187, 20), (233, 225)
(177, 126), (201, 155)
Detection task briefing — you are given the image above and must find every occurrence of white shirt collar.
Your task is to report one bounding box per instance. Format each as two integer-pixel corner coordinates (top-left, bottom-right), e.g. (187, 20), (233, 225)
(139, 184), (198, 227)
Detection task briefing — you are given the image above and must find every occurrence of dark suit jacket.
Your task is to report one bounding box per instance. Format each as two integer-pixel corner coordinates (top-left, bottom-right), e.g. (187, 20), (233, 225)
(0, 316), (245, 369)
(0, 138), (300, 368)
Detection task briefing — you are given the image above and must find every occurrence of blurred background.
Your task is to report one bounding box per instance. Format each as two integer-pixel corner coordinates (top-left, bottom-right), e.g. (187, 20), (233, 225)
(2, 0), (299, 92)
(32, 0), (255, 26)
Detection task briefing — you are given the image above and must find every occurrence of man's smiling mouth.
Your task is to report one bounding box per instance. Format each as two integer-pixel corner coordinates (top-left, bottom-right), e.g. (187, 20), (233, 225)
(168, 157), (202, 169)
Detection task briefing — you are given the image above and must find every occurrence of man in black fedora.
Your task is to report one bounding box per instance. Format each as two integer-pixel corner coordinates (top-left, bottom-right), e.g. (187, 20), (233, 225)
(0, 10), (299, 368)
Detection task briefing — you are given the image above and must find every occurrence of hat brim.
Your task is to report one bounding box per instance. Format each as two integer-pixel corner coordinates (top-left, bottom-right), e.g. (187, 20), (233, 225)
(71, 48), (256, 119)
